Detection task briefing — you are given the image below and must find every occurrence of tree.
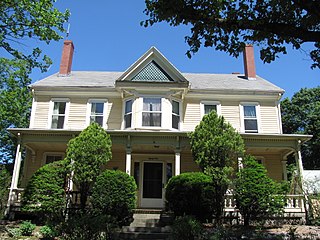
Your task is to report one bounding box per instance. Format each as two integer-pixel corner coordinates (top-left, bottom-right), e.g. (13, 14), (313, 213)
(189, 111), (244, 224)
(22, 160), (67, 222)
(234, 155), (285, 226)
(0, 0), (70, 163)
(143, 0), (320, 68)
(0, 165), (11, 218)
(65, 123), (112, 210)
(281, 87), (320, 169)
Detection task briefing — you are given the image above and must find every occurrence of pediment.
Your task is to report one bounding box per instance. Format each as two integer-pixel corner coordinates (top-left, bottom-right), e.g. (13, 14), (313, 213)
(116, 47), (188, 86)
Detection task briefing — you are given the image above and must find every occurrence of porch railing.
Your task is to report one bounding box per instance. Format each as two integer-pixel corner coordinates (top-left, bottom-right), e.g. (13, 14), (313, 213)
(9, 189), (305, 213)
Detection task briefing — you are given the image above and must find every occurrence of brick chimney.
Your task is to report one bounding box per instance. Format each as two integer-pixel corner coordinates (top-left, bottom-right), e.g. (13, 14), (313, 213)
(243, 44), (256, 80)
(59, 40), (74, 76)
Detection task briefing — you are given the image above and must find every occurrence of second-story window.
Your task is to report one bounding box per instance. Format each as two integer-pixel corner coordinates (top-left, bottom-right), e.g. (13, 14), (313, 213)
(243, 105), (259, 133)
(51, 101), (67, 129)
(142, 98), (161, 127)
(204, 104), (217, 115)
(87, 100), (107, 127)
(201, 101), (221, 118)
(172, 100), (180, 129)
(124, 99), (133, 128)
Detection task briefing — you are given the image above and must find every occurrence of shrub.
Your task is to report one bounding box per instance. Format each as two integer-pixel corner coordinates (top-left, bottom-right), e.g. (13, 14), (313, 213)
(91, 170), (137, 228)
(234, 155), (285, 226)
(165, 172), (215, 222)
(6, 227), (22, 237)
(170, 215), (203, 240)
(0, 165), (11, 219)
(20, 220), (36, 236)
(40, 225), (57, 240)
(22, 160), (67, 222)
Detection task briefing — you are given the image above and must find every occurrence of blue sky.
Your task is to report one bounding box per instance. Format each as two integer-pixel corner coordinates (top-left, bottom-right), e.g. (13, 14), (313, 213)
(29, 0), (319, 98)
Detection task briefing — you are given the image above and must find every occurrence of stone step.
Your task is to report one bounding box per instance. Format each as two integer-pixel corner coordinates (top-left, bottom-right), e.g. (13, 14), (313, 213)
(115, 227), (171, 240)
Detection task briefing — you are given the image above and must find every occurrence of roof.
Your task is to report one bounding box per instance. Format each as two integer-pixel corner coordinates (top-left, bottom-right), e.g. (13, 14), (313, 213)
(31, 71), (284, 93)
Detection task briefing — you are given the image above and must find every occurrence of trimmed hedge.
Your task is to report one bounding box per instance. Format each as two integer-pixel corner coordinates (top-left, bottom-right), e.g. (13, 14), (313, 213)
(22, 160), (67, 221)
(91, 170), (137, 227)
(165, 172), (215, 221)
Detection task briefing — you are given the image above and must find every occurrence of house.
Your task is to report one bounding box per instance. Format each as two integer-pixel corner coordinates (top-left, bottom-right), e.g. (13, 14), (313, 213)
(7, 40), (311, 214)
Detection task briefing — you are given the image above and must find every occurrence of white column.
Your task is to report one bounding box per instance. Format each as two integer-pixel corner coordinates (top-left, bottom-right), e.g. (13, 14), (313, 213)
(6, 133), (22, 216)
(281, 160), (288, 181)
(296, 140), (304, 179)
(126, 148), (132, 175)
(175, 150), (181, 176)
(238, 157), (243, 170)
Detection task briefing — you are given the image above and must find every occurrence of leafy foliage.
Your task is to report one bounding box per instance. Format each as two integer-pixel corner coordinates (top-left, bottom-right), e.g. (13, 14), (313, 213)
(0, 58), (32, 163)
(234, 155), (285, 226)
(0, 165), (11, 218)
(40, 225), (58, 240)
(281, 87), (320, 169)
(165, 172), (215, 222)
(0, 0), (70, 70)
(91, 170), (137, 228)
(169, 215), (204, 240)
(22, 160), (67, 221)
(189, 110), (244, 224)
(65, 123), (112, 210)
(19, 220), (36, 236)
(143, 0), (320, 68)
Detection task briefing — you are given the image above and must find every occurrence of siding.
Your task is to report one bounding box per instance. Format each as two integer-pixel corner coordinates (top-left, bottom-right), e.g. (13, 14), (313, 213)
(68, 98), (87, 129)
(260, 103), (280, 134)
(105, 151), (126, 171)
(220, 101), (241, 132)
(33, 96), (50, 128)
(183, 99), (201, 131)
(181, 150), (200, 173)
(107, 98), (122, 130)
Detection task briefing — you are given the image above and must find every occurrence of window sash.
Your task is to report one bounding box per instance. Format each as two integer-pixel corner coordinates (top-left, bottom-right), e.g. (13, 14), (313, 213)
(243, 105), (258, 133)
(89, 102), (104, 126)
(172, 100), (180, 129)
(124, 100), (133, 128)
(51, 102), (66, 129)
(204, 104), (217, 115)
(142, 98), (161, 127)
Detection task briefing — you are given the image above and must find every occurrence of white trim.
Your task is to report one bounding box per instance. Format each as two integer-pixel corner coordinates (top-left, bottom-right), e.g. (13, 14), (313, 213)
(29, 96), (37, 128)
(42, 152), (65, 166)
(200, 100), (221, 118)
(48, 98), (70, 129)
(86, 99), (108, 128)
(277, 101), (283, 134)
(171, 98), (182, 130)
(240, 102), (261, 133)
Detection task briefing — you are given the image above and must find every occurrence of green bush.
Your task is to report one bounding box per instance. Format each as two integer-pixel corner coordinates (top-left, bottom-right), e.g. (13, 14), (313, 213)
(0, 165), (11, 219)
(20, 220), (36, 236)
(170, 215), (203, 240)
(234, 155), (285, 226)
(91, 170), (137, 228)
(22, 160), (67, 222)
(40, 225), (57, 240)
(6, 227), (22, 237)
(165, 172), (215, 222)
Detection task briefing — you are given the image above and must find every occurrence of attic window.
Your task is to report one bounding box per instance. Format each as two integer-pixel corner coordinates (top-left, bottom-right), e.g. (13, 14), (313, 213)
(131, 61), (173, 82)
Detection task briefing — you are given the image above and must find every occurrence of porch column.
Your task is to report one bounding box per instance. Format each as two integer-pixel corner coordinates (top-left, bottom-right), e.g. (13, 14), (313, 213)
(6, 133), (22, 215)
(126, 148), (132, 175)
(238, 157), (243, 170)
(175, 150), (181, 176)
(281, 160), (288, 181)
(295, 140), (304, 179)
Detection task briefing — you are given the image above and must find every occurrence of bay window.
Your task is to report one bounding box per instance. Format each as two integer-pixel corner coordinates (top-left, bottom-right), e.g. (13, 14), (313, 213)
(142, 98), (161, 127)
(124, 99), (133, 128)
(172, 100), (180, 129)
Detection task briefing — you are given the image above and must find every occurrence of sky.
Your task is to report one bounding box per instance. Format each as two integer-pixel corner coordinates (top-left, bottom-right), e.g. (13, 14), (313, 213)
(29, 0), (319, 99)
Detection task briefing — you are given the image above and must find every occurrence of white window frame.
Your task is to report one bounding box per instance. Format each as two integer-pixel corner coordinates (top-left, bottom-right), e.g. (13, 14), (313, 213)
(122, 98), (134, 129)
(86, 99), (108, 128)
(48, 98), (70, 129)
(140, 96), (163, 129)
(240, 102), (261, 133)
(29, 96), (37, 128)
(171, 99), (182, 130)
(42, 152), (65, 166)
(200, 101), (221, 118)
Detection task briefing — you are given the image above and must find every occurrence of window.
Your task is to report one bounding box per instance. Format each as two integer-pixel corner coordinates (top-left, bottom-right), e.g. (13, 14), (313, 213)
(43, 153), (64, 165)
(87, 100), (107, 127)
(124, 99), (133, 128)
(142, 98), (161, 127)
(200, 101), (221, 117)
(50, 99), (69, 129)
(172, 100), (180, 129)
(241, 103), (259, 133)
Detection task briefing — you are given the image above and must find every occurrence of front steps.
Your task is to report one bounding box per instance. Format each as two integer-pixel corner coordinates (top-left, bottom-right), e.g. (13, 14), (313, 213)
(114, 209), (173, 239)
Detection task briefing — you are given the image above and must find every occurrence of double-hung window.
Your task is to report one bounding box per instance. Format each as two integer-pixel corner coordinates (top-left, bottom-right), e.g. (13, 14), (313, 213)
(50, 99), (69, 129)
(142, 98), (161, 127)
(124, 99), (133, 128)
(172, 100), (180, 129)
(87, 100), (107, 127)
(200, 101), (221, 118)
(43, 152), (64, 165)
(241, 103), (259, 133)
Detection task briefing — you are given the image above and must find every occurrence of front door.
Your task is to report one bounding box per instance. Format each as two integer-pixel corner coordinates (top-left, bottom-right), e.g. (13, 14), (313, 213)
(141, 162), (164, 208)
